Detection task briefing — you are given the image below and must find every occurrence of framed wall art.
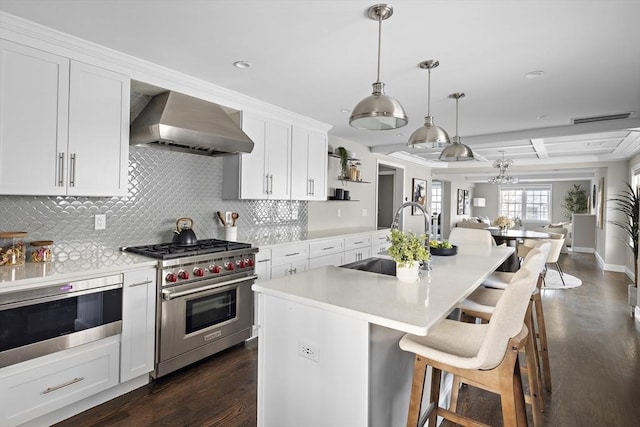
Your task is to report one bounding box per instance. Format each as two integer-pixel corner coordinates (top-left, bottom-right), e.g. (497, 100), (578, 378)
(412, 178), (427, 215)
(457, 189), (470, 215)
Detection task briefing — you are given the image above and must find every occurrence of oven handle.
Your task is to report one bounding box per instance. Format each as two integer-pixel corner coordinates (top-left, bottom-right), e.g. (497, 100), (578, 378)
(162, 274), (258, 301)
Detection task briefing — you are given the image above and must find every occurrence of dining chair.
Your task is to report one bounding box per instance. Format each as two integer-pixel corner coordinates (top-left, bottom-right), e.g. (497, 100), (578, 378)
(399, 267), (539, 427)
(518, 232), (566, 286)
(448, 227), (494, 249)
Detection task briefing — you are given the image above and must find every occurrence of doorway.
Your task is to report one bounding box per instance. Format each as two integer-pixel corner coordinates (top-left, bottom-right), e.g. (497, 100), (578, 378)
(376, 161), (405, 229)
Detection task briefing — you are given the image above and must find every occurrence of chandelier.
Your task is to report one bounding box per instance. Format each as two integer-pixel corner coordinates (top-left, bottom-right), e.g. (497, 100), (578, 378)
(488, 151), (519, 184)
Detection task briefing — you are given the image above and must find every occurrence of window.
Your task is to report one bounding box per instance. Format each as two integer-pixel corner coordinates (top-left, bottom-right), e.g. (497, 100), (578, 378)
(499, 185), (551, 221)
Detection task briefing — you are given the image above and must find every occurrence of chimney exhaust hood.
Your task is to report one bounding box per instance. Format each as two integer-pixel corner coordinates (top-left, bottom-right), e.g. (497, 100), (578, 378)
(130, 91), (254, 156)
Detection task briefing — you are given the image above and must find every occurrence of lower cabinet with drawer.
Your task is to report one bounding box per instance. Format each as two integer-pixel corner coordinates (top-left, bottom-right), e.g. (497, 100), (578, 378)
(344, 246), (372, 264)
(0, 335), (120, 427)
(271, 243), (309, 279)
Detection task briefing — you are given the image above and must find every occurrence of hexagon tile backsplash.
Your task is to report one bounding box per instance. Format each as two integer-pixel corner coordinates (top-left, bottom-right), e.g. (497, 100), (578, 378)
(0, 147), (307, 257)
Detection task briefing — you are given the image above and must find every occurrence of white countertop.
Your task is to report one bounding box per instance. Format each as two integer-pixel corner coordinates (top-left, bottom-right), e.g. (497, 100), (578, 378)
(0, 250), (157, 293)
(243, 227), (388, 248)
(252, 245), (513, 335)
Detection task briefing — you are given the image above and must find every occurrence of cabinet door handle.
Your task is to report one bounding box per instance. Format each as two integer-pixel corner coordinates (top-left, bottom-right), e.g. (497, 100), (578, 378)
(269, 174), (274, 194)
(42, 377), (84, 394)
(311, 178), (315, 195)
(265, 174), (269, 195)
(129, 279), (153, 287)
(58, 152), (65, 186)
(69, 153), (77, 187)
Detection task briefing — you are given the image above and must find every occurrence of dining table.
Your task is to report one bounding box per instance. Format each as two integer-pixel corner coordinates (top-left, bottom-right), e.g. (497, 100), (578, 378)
(489, 227), (551, 271)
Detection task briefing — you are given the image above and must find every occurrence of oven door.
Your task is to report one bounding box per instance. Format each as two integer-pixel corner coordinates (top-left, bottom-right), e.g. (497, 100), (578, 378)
(159, 275), (256, 361)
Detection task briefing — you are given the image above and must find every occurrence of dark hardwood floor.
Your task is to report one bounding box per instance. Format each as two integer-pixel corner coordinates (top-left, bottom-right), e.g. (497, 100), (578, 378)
(56, 252), (640, 427)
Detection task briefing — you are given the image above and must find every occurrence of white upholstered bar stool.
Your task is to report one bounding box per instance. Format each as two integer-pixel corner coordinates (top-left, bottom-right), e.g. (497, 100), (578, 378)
(457, 244), (550, 426)
(399, 268), (539, 427)
(448, 227), (495, 249)
(518, 233), (566, 287)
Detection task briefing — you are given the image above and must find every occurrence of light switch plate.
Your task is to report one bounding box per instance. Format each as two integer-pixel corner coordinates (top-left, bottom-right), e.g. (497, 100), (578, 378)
(94, 214), (106, 230)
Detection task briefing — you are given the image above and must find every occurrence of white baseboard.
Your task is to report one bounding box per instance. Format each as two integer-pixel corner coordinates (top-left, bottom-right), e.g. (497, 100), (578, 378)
(635, 306), (640, 321)
(572, 246), (595, 253)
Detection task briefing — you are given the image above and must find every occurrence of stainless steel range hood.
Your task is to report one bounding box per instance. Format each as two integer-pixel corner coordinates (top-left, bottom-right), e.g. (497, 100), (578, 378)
(130, 91), (254, 156)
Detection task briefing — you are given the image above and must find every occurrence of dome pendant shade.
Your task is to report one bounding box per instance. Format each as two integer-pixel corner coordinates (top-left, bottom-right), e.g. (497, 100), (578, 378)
(350, 82), (408, 130)
(349, 4), (407, 131)
(407, 115), (450, 148)
(439, 92), (475, 161)
(439, 136), (475, 161)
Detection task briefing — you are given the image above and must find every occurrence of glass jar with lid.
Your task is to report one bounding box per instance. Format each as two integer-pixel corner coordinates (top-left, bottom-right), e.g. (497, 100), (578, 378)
(30, 240), (54, 263)
(0, 231), (27, 266)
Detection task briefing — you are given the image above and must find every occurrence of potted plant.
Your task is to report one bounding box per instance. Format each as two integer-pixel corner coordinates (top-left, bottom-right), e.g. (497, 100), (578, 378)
(387, 228), (429, 282)
(608, 183), (639, 316)
(562, 184), (589, 219)
(335, 146), (349, 179)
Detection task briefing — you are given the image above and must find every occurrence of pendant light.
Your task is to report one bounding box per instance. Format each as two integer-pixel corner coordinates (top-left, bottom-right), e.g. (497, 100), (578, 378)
(349, 4), (408, 130)
(488, 151), (519, 184)
(439, 93), (475, 161)
(407, 60), (450, 148)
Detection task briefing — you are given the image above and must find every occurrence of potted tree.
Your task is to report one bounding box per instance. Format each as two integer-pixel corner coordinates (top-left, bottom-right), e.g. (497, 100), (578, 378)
(562, 184), (589, 219)
(387, 228), (429, 282)
(608, 183), (639, 316)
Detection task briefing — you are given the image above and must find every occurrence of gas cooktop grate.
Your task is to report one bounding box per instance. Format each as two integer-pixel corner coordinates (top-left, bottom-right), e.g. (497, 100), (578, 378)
(125, 239), (252, 260)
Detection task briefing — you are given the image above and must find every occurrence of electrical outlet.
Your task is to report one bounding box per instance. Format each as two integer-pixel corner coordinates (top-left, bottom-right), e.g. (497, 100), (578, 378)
(337, 208), (341, 217)
(94, 214), (106, 230)
(362, 209), (368, 217)
(298, 340), (319, 363)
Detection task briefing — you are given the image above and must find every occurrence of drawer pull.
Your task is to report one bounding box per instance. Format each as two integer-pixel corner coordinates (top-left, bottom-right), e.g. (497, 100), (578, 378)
(322, 246), (335, 250)
(42, 377), (84, 394)
(257, 259), (271, 263)
(285, 252), (300, 257)
(353, 241), (364, 245)
(129, 279), (153, 287)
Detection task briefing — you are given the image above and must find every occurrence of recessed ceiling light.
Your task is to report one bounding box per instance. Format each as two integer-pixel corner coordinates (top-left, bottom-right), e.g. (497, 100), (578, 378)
(340, 108), (351, 113)
(536, 115), (548, 119)
(395, 133), (404, 137)
(525, 70), (544, 79)
(233, 61), (251, 69)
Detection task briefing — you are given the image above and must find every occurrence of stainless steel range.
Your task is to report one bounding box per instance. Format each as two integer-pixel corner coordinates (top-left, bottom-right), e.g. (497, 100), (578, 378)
(125, 239), (258, 378)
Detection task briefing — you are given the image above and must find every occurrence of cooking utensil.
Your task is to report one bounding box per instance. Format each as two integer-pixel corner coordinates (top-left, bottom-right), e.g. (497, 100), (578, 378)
(216, 211), (227, 226)
(172, 217), (198, 246)
(231, 212), (239, 226)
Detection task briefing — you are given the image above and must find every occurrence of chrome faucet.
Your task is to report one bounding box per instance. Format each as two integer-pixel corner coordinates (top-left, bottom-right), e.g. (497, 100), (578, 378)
(391, 201), (431, 269)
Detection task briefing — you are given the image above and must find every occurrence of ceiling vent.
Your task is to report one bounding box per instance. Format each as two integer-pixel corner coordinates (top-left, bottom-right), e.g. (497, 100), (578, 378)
(572, 112), (632, 124)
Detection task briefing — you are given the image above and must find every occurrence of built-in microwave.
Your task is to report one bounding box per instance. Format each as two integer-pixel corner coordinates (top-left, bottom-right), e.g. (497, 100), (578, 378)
(0, 274), (123, 368)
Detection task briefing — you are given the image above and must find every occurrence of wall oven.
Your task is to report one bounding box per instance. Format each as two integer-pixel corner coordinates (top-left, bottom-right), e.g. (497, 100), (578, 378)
(0, 274), (123, 368)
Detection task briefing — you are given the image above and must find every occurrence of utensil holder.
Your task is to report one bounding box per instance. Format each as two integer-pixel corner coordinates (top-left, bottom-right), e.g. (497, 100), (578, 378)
(225, 226), (238, 242)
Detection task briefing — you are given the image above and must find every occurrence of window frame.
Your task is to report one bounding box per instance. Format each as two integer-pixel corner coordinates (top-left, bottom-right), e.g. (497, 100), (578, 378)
(498, 185), (552, 223)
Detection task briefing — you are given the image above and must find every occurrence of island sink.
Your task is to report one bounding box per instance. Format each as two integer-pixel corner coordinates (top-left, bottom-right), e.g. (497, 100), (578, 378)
(340, 257), (395, 276)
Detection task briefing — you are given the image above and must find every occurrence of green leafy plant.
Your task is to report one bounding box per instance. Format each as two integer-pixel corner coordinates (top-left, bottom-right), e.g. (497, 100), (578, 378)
(608, 183), (640, 287)
(562, 184), (589, 219)
(387, 228), (429, 268)
(335, 146), (349, 179)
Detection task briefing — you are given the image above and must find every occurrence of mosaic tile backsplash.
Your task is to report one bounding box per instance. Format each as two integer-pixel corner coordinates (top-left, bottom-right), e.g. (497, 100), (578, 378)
(0, 147), (307, 258)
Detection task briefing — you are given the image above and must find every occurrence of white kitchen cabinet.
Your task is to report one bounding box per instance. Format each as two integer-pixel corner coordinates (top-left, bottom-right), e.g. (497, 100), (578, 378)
(0, 335), (120, 427)
(255, 249), (272, 283)
(0, 39), (69, 195)
(223, 112), (291, 200)
(291, 125), (327, 200)
(309, 252), (344, 270)
(271, 259), (309, 279)
(371, 230), (390, 256)
(309, 237), (344, 259)
(344, 247), (372, 264)
(0, 39), (129, 196)
(270, 242), (309, 279)
(120, 268), (156, 383)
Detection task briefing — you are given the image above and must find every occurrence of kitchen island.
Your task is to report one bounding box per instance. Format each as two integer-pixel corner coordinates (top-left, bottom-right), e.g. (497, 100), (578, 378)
(252, 245), (513, 427)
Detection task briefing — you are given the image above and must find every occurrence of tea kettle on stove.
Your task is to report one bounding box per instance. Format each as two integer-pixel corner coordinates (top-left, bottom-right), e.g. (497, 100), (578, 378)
(172, 217), (198, 246)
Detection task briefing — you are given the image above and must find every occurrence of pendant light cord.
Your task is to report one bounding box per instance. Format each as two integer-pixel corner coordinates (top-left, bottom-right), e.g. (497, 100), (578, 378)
(427, 68), (431, 116)
(376, 14), (382, 83)
(455, 96), (459, 137)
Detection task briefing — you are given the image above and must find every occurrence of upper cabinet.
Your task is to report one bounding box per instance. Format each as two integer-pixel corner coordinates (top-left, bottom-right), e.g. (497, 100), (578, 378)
(223, 112), (329, 201)
(291, 125), (327, 201)
(223, 112), (291, 200)
(0, 40), (129, 197)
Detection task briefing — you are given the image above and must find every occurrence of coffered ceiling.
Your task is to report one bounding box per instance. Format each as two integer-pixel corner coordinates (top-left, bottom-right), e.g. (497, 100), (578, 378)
(2, 0), (639, 182)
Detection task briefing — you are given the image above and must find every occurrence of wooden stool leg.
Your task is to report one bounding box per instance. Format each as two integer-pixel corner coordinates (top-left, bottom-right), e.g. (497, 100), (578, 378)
(525, 315), (544, 427)
(407, 355), (428, 427)
(428, 367), (442, 427)
(533, 292), (552, 391)
(449, 375), (462, 413)
(499, 355), (528, 427)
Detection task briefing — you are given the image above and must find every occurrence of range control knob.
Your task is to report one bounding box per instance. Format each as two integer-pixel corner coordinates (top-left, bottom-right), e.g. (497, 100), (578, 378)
(209, 265), (221, 274)
(166, 272), (178, 283)
(247, 258), (255, 267)
(237, 259), (246, 268)
(193, 267), (205, 277)
(178, 270), (189, 280)
(225, 262), (235, 271)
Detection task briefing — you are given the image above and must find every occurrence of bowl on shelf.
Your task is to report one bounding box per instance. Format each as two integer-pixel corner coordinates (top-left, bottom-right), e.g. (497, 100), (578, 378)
(429, 245), (458, 256)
